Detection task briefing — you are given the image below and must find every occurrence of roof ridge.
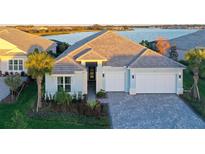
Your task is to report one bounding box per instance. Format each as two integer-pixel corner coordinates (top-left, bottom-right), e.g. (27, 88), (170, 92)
(111, 31), (146, 49)
(169, 29), (201, 41)
(58, 56), (85, 70)
(130, 49), (186, 68)
(56, 30), (109, 62)
(147, 49), (186, 68)
(127, 48), (147, 67)
(76, 48), (107, 61)
(73, 47), (92, 59)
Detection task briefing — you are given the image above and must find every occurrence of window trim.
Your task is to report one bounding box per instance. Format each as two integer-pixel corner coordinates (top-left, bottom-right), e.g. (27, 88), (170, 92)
(57, 76), (71, 92)
(8, 59), (24, 72)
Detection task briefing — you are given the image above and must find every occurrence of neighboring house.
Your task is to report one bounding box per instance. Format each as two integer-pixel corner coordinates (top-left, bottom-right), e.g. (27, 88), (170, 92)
(45, 30), (185, 97)
(0, 27), (57, 74)
(170, 29), (205, 59)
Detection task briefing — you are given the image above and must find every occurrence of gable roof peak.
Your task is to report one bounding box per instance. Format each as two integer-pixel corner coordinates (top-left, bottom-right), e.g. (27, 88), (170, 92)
(129, 49), (186, 68)
(56, 30), (109, 61)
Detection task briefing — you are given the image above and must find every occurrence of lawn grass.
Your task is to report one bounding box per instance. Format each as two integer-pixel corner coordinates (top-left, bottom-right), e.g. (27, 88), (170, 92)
(182, 69), (205, 120)
(0, 82), (110, 129)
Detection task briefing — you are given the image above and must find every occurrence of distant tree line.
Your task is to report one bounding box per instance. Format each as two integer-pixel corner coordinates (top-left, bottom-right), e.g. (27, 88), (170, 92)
(7, 25), (133, 35)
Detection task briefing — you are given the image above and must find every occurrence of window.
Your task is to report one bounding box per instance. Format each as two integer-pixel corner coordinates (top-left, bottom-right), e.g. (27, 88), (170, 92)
(9, 60), (13, 70)
(19, 60), (23, 70)
(57, 76), (71, 92)
(57, 77), (64, 91)
(8, 59), (23, 71)
(14, 60), (18, 70)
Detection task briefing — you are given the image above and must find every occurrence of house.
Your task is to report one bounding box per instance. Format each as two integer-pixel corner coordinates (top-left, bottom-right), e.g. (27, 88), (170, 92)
(45, 30), (185, 97)
(0, 27), (57, 74)
(169, 29), (205, 59)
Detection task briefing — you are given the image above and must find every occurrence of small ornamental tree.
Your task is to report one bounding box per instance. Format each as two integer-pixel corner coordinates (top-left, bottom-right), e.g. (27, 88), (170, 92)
(169, 45), (178, 61)
(4, 75), (22, 102)
(25, 50), (54, 112)
(185, 48), (205, 101)
(156, 37), (171, 55)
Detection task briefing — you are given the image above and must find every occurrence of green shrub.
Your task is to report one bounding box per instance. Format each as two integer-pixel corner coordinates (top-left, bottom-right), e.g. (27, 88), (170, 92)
(4, 75), (22, 102)
(72, 93), (77, 103)
(96, 89), (106, 98)
(87, 101), (98, 110)
(77, 91), (82, 102)
(179, 60), (189, 66)
(5, 110), (28, 129)
(54, 89), (72, 105)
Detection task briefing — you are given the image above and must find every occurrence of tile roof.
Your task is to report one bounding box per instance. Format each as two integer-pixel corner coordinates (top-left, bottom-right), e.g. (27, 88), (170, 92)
(129, 49), (185, 68)
(53, 30), (185, 74)
(169, 30), (205, 59)
(0, 38), (26, 56)
(75, 48), (107, 61)
(52, 57), (85, 74)
(0, 27), (56, 53)
(56, 30), (107, 60)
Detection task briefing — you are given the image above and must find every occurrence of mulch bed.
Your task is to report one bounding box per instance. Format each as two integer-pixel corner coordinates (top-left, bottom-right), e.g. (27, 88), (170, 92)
(33, 101), (108, 118)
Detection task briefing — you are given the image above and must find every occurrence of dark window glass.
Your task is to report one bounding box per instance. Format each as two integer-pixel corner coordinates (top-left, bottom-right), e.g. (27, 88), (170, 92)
(9, 60), (13, 70)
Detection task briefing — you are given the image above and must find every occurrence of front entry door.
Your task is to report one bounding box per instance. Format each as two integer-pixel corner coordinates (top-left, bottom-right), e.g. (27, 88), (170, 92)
(88, 67), (96, 81)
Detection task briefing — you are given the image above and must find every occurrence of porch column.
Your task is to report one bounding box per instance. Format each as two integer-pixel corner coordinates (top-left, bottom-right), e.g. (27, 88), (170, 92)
(82, 70), (88, 94)
(96, 62), (103, 93)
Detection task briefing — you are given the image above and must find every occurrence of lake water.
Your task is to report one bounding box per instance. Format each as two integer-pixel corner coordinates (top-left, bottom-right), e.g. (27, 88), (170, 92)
(44, 28), (198, 45)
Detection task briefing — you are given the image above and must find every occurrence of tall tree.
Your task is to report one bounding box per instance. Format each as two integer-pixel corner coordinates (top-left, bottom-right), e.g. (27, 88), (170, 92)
(25, 51), (54, 112)
(169, 45), (178, 61)
(4, 75), (22, 102)
(156, 37), (171, 55)
(185, 48), (205, 101)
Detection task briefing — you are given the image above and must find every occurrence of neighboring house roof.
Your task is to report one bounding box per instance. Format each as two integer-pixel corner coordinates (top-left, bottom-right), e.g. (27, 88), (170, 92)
(0, 27), (56, 53)
(0, 38), (26, 56)
(0, 48), (26, 56)
(53, 30), (184, 74)
(169, 29), (205, 59)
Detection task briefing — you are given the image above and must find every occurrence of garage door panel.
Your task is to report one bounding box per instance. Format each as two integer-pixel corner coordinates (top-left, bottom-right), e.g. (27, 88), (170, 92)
(105, 72), (125, 91)
(135, 73), (176, 93)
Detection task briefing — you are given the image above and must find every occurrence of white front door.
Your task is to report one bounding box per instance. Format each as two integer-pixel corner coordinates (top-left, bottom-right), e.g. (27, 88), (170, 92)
(105, 71), (125, 91)
(135, 73), (176, 93)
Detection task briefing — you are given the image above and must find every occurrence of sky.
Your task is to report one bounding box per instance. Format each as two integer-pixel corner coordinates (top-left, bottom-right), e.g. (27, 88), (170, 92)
(0, 0), (205, 25)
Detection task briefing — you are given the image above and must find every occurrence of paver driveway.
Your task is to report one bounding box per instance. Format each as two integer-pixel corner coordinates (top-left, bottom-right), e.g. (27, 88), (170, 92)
(100, 93), (205, 129)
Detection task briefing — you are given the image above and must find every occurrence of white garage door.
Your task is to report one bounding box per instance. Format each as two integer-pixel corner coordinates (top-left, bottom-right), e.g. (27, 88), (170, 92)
(135, 73), (176, 93)
(105, 71), (125, 91)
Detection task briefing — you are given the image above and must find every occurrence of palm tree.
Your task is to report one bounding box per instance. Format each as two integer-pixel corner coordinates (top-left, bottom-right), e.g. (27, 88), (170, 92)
(25, 51), (54, 112)
(185, 48), (205, 101)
